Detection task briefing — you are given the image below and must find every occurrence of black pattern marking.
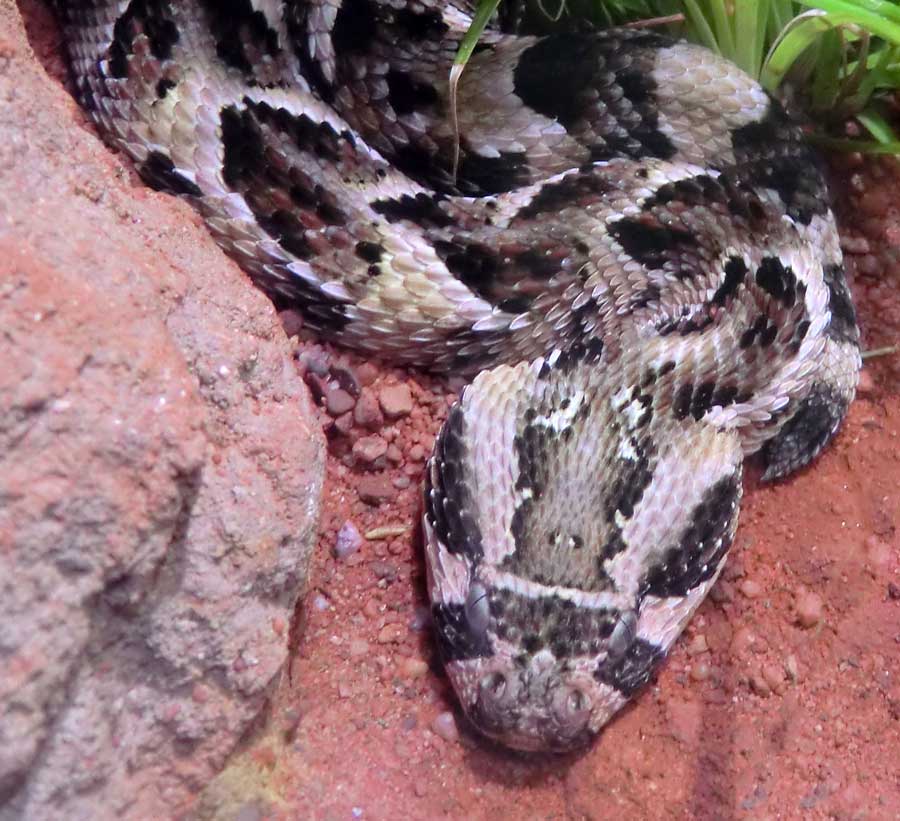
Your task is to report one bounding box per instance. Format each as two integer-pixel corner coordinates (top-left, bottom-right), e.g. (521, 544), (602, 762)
(641, 472), (740, 599)
(608, 218), (697, 273)
(822, 263), (859, 344)
(355, 241), (384, 264)
(513, 31), (676, 161)
(108, 0), (179, 78)
(331, 0), (378, 55)
(603, 435), (656, 521)
(515, 169), (614, 220)
(595, 638), (665, 696)
(140, 151), (203, 197)
(755, 257), (797, 306)
(425, 405), (483, 559)
(386, 70), (440, 115)
(712, 257), (748, 306)
(457, 149), (530, 195)
(730, 101), (829, 226)
(432, 602), (492, 662)
(490, 589), (616, 659)
(394, 7), (449, 41)
(761, 385), (851, 480)
(218, 103), (352, 328)
(198, 0), (281, 75)
(372, 193), (453, 228)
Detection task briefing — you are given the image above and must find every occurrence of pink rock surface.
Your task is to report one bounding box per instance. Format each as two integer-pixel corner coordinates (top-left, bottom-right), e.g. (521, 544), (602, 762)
(1, 4), (324, 819)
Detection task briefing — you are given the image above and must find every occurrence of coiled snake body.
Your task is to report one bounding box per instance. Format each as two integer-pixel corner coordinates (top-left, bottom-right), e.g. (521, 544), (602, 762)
(59, 0), (860, 752)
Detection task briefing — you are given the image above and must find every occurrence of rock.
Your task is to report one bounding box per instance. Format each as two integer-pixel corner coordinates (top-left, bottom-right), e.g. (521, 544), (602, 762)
(686, 634), (709, 656)
(353, 389), (384, 429)
(0, 8), (325, 819)
(352, 434), (388, 466)
(398, 657), (429, 679)
(357, 475), (394, 506)
(377, 623), (405, 644)
(377, 383), (414, 419)
(278, 309), (305, 338)
(334, 521), (364, 560)
(330, 364), (361, 398)
(795, 590), (825, 628)
(354, 362), (379, 387)
(325, 388), (356, 417)
(739, 579), (763, 599)
(431, 712), (459, 742)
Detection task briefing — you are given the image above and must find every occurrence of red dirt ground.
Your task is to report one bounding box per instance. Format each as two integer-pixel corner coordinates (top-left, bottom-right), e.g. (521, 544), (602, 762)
(21, 5), (900, 818)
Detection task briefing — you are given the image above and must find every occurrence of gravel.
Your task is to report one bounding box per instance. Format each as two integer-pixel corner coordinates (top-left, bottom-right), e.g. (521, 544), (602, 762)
(334, 521), (363, 560)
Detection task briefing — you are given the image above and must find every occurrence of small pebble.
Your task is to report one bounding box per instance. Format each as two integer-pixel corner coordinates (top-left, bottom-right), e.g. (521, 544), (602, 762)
(300, 350), (330, 377)
(371, 560), (398, 581)
(784, 654), (800, 682)
(353, 434), (388, 465)
(355, 361), (379, 386)
(855, 369), (876, 397)
(357, 475), (394, 505)
(354, 389), (384, 429)
(690, 662), (711, 682)
(409, 605), (431, 632)
(349, 638), (370, 657)
(378, 623), (405, 644)
(331, 411), (353, 437)
(739, 579), (763, 599)
(386, 444), (404, 464)
(686, 634), (708, 656)
(378, 383), (414, 418)
(414, 781), (427, 798)
(730, 626), (757, 656)
(334, 521), (363, 559)
(408, 443), (426, 462)
(312, 594), (330, 611)
(762, 663), (785, 693)
(750, 673), (771, 697)
(330, 364), (361, 397)
(431, 711), (459, 742)
(399, 657), (429, 678)
(795, 590), (824, 628)
(326, 388), (356, 416)
(278, 309), (305, 338)
(363, 599), (382, 619)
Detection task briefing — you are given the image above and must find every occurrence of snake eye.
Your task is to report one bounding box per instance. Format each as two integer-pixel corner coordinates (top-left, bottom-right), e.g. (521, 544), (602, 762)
(464, 582), (491, 635)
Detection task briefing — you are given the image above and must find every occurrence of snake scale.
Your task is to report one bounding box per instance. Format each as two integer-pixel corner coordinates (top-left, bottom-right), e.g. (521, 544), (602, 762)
(58, 0), (861, 752)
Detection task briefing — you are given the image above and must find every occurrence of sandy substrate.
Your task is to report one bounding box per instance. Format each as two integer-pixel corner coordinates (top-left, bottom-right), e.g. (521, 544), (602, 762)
(19, 5), (899, 818)
(199, 156), (900, 820)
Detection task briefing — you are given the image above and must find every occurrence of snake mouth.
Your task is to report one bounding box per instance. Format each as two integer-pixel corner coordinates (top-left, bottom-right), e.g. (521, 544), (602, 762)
(452, 652), (623, 753)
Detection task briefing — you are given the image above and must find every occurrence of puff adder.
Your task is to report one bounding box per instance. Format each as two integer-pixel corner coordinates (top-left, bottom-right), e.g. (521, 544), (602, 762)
(58, 0), (860, 752)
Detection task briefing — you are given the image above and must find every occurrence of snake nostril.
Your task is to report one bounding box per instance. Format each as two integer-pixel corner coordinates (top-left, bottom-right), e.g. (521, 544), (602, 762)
(480, 671), (508, 702)
(568, 688), (587, 714)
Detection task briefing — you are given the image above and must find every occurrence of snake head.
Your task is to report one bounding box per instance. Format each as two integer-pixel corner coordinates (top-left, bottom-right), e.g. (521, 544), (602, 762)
(425, 581), (619, 752)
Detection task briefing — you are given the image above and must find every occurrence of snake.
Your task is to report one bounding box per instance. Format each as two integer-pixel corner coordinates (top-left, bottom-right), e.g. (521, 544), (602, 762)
(57, 0), (861, 752)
